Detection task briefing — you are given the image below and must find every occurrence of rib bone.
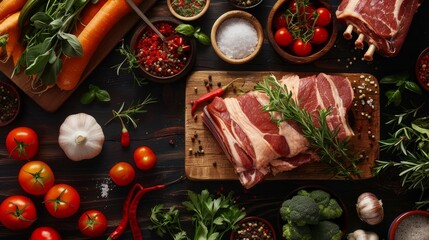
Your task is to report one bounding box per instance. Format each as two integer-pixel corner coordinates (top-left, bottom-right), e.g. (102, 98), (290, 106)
(343, 25), (354, 40)
(364, 44), (376, 61)
(355, 33), (365, 49)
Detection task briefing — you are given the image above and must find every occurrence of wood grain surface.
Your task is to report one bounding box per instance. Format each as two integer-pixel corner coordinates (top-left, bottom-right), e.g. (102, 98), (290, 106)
(185, 71), (380, 181)
(0, 1), (157, 112)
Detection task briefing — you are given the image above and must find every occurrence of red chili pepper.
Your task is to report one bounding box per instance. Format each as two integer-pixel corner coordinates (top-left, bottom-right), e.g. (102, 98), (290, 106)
(191, 79), (238, 116)
(107, 183), (143, 240)
(121, 127), (130, 148)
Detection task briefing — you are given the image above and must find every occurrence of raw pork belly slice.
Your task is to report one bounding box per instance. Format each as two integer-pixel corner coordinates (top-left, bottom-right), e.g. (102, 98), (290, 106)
(336, 0), (420, 60)
(202, 73), (354, 188)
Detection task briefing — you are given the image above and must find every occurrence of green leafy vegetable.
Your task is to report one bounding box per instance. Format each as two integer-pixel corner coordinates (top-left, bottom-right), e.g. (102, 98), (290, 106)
(380, 72), (422, 106)
(80, 84), (111, 104)
(175, 24), (211, 46)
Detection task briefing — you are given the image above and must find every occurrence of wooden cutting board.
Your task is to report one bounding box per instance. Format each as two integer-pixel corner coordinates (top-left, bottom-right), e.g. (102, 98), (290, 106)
(185, 71), (380, 181)
(0, 1), (157, 112)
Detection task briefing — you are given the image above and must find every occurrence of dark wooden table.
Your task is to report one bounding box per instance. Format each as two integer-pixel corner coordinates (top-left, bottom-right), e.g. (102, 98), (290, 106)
(1, 0), (429, 239)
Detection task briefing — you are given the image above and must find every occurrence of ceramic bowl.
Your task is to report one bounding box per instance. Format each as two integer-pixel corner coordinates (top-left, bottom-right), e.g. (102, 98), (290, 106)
(211, 10), (264, 64)
(130, 17), (197, 83)
(0, 81), (20, 127)
(228, 0), (264, 9)
(278, 186), (348, 239)
(167, 0), (210, 21)
(388, 210), (429, 240)
(230, 216), (276, 240)
(416, 46), (429, 92)
(266, 0), (338, 64)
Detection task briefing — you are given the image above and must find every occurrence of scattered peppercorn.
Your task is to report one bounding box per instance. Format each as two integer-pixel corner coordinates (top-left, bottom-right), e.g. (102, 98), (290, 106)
(416, 48), (429, 90)
(233, 218), (275, 240)
(0, 83), (19, 125)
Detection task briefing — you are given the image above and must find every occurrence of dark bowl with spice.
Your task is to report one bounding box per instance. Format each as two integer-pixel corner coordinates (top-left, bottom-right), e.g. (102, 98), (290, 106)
(130, 17), (197, 83)
(416, 46), (429, 92)
(266, 0), (338, 64)
(167, 0), (210, 21)
(0, 81), (20, 127)
(229, 0), (264, 9)
(230, 216), (276, 240)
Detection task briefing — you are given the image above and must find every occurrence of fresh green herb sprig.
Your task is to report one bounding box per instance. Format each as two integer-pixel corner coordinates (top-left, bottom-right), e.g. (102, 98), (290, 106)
(175, 24), (210, 46)
(0, 34), (7, 54)
(254, 75), (360, 177)
(380, 72), (422, 106)
(80, 84), (111, 104)
(150, 190), (246, 240)
(113, 40), (147, 86)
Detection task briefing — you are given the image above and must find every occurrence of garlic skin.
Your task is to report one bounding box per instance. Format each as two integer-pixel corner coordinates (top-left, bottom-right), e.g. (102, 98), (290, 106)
(356, 192), (384, 225)
(58, 113), (105, 161)
(347, 229), (379, 240)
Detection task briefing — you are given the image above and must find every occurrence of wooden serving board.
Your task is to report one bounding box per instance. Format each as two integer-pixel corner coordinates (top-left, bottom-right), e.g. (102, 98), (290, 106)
(0, 1), (157, 112)
(185, 71), (380, 181)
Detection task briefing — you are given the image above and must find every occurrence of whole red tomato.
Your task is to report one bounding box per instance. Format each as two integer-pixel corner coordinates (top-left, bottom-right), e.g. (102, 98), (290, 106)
(315, 7), (331, 27)
(273, 12), (288, 30)
(44, 184), (80, 218)
(133, 146), (157, 170)
(18, 160), (55, 195)
(78, 210), (108, 237)
(291, 39), (313, 56)
(30, 226), (62, 240)
(311, 26), (329, 44)
(5, 127), (39, 160)
(0, 195), (37, 230)
(274, 27), (293, 47)
(109, 162), (135, 186)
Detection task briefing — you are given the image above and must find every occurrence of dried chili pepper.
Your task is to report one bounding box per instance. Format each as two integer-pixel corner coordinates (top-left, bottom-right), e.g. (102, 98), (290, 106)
(191, 79), (239, 115)
(107, 183), (143, 240)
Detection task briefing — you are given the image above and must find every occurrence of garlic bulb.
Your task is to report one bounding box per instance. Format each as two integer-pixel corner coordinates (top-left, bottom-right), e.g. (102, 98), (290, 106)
(58, 113), (104, 161)
(356, 192), (384, 225)
(347, 229), (379, 240)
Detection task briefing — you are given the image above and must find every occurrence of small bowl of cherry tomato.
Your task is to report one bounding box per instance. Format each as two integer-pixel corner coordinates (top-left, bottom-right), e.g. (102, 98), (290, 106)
(266, 0), (337, 64)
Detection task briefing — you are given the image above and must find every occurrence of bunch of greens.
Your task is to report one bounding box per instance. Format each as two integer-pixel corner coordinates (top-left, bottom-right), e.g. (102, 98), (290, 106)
(254, 75), (360, 177)
(15, 0), (97, 88)
(380, 72), (422, 106)
(150, 189), (245, 240)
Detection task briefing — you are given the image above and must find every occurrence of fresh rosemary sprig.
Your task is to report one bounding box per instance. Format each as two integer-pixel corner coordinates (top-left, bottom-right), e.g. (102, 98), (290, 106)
(254, 75), (360, 177)
(113, 40), (147, 86)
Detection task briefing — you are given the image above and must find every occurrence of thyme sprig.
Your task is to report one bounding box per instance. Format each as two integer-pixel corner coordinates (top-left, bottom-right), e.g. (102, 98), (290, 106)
(282, 0), (318, 42)
(254, 75), (360, 177)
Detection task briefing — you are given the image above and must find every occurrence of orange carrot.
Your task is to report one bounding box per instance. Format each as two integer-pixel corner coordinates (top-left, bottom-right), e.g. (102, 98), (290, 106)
(74, 0), (108, 36)
(56, 0), (143, 90)
(5, 28), (18, 61)
(12, 40), (24, 66)
(0, 0), (27, 22)
(0, 11), (19, 35)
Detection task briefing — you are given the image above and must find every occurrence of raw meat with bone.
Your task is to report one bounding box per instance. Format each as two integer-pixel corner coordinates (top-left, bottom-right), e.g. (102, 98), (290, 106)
(202, 73), (354, 188)
(336, 0), (421, 61)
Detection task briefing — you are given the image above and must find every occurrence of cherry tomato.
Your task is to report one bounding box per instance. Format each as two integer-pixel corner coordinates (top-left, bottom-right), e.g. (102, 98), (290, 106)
(0, 195), (37, 230)
(44, 184), (80, 218)
(18, 160), (55, 195)
(291, 39), (313, 56)
(109, 162), (135, 186)
(315, 7), (331, 27)
(133, 146), (157, 170)
(78, 210), (108, 238)
(273, 12), (288, 30)
(30, 227), (62, 240)
(289, 0), (315, 22)
(311, 26), (329, 44)
(5, 127), (39, 160)
(274, 27), (293, 47)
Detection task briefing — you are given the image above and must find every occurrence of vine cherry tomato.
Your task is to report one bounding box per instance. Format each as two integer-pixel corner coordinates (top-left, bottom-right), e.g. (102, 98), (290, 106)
(78, 210), (108, 238)
(291, 39), (313, 56)
(133, 146), (157, 170)
(289, 0), (315, 22)
(18, 160), (55, 195)
(109, 162), (135, 186)
(274, 27), (293, 47)
(0, 195), (37, 230)
(311, 26), (329, 44)
(44, 184), (80, 218)
(30, 226), (62, 240)
(315, 7), (332, 27)
(5, 126), (39, 160)
(273, 12), (288, 30)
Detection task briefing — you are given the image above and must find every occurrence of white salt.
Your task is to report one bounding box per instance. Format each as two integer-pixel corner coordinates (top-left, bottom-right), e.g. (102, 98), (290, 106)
(216, 18), (258, 59)
(394, 214), (429, 240)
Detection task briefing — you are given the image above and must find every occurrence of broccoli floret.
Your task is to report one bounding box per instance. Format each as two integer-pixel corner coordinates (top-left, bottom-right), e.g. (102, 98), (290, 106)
(310, 221), (343, 240)
(309, 190), (331, 206)
(320, 198), (343, 220)
(282, 222), (312, 240)
(280, 195), (320, 226)
(297, 189), (310, 197)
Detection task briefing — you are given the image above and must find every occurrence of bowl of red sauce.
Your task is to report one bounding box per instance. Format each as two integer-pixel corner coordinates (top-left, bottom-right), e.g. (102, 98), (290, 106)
(416, 47), (429, 92)
(130, 17), (197, 83)
(388, 210), (429, 240)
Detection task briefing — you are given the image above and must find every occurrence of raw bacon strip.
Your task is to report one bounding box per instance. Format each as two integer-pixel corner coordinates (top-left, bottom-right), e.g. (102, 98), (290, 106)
(202, 73), (354, 188)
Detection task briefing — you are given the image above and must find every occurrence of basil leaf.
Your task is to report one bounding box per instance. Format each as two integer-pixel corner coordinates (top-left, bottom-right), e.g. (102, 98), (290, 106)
(25, 50), (51, 75)
(385, 89), (402, 106)
(194, 32), (210, 46)
(59, 32), (83, 56)
(404, 81), (422, 95)
(95, 90), (111, 102)
(50, 19), (63, 30)
(89, 84), (99, 91)
(380, 75), (399, 84)
(175, 24), (195, 36)
(80, 91), (96, 104)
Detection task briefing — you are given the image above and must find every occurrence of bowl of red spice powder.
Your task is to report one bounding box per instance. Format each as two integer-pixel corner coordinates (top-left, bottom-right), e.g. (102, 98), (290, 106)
(130, 17), (197, 83)
(416, 47), (429, 92)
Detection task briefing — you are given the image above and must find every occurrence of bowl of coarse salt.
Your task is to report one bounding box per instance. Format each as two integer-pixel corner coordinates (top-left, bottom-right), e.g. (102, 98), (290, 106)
(211, 10), (263, 64)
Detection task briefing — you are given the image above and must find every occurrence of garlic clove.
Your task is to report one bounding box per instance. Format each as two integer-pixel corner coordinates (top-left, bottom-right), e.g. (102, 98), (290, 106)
(356, 192), (384, 225)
